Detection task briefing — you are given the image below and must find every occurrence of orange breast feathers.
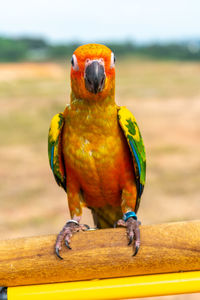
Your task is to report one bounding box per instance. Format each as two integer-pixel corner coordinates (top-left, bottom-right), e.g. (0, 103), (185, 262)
(62, 102), (136, 212)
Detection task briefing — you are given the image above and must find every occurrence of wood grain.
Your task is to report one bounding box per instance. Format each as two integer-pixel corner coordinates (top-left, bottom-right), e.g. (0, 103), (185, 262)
(0, 220), (200, 287)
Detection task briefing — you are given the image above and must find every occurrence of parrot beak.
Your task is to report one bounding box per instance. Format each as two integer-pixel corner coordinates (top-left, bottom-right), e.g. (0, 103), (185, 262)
(84, 61), (106, 94)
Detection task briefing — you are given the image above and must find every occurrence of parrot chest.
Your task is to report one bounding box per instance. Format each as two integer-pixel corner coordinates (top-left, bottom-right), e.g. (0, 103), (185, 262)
(62, 103), (133, 207)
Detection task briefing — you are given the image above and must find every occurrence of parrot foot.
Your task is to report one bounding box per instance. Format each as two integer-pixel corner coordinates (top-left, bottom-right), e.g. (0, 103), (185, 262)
(55, 220), (90, 259)
(115, 218), (141, 256)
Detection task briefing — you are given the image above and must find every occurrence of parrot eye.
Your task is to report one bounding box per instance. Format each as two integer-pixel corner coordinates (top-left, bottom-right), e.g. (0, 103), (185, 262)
(110, 52), (115, 68)
(71, 54), (79, 71)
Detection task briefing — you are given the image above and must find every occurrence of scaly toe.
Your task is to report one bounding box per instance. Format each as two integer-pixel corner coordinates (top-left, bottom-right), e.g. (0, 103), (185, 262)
(128, 235), (134, 246)
(117, 219), (126, 227)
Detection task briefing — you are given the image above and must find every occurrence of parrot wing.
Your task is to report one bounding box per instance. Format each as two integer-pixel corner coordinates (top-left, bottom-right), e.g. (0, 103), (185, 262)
(117, 106), (146, 212)
(48, 113), (66, 191)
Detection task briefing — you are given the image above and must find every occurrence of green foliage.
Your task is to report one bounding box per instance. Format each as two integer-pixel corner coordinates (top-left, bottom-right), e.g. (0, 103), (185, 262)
(0, 37), (28, 61)
(47, 43), (79, 59)
(0, 36), (200, 62)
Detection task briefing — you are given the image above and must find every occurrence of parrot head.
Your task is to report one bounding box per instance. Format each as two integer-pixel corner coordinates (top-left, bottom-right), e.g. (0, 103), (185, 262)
(70, 44), (115, 101)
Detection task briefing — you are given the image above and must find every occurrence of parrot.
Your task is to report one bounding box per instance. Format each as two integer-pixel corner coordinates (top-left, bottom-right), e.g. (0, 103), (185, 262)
(48, 44), (146, 259)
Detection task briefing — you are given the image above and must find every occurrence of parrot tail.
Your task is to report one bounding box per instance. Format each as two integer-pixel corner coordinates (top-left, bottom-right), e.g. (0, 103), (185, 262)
(91, 206), (123, 229)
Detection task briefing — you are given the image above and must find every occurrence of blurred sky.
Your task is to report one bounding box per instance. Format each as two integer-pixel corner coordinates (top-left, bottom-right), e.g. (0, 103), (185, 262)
(0, 0), (200, 43)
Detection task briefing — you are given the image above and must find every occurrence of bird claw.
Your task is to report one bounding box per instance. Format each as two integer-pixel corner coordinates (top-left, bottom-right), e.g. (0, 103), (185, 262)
(55, 247), (63, 260)
(55, 220), (90, 259)
(115, 217), (141, 256)
(65, 240), (72, 250)
(133, 245), (139, 256)
(82, 224), (90, 230)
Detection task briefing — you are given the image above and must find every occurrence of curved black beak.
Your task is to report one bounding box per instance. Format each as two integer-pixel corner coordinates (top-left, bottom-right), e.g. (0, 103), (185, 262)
(84, 61), (105, 94)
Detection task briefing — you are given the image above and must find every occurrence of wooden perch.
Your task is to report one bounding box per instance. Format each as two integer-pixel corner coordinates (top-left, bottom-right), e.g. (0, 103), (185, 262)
(0, 220), (200, 287)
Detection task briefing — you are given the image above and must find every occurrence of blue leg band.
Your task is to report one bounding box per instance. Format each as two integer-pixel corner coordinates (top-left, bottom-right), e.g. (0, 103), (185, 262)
(123, 211), (137, 222)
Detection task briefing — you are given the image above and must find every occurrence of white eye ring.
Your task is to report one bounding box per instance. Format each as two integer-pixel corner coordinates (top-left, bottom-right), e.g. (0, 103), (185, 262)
(71, 54), (79, 71)
(110, 52), (115, 68)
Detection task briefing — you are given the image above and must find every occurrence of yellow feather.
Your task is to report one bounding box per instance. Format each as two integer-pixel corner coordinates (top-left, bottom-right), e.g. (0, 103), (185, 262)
(118, 106), (140, 142)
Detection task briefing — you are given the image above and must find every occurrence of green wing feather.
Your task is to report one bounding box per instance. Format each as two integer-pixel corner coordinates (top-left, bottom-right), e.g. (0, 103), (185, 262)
(118, 106), (146, 212)
(48, 113), (66, 191)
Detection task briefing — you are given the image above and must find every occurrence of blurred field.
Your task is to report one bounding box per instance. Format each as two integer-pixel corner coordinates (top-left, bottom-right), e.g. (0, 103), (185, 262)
(0, 59), (200, 299)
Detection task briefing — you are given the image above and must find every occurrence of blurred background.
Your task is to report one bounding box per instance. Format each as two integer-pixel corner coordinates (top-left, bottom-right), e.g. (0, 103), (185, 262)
(0, 1), (200, 299)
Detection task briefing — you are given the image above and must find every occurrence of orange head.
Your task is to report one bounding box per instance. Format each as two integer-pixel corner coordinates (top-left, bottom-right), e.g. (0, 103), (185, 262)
(70, 44), (115, 101)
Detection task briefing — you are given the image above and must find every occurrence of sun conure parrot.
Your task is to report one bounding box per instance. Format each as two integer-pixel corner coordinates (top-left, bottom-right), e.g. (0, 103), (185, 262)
(48, 44), (146, 259)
